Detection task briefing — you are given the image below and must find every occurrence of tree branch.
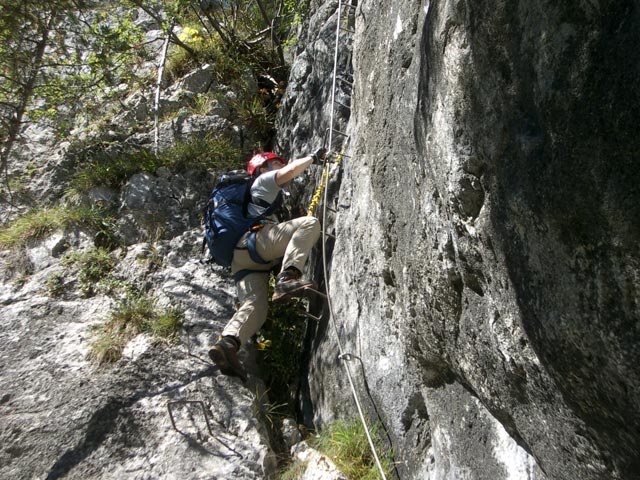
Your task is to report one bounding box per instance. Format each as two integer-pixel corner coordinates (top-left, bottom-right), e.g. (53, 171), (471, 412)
(255, 0), (285, 67)
(0, 7), (57, 176)
(127, 0), (198, 57)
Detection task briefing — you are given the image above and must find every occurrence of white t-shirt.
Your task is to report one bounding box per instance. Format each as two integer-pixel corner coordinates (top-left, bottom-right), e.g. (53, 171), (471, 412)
(247, 170), (282, 220)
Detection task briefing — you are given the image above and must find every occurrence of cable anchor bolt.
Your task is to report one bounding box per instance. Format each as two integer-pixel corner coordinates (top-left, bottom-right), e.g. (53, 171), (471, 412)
(339, 353), (359, 361)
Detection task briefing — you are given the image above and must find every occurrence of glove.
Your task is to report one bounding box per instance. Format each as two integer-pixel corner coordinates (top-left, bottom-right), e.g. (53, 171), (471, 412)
(293, 205), (307, 218)
(311, 147), (327, 164)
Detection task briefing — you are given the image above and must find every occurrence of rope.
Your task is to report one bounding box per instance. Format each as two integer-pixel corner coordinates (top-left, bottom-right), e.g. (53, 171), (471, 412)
(312, 1), (389, 478)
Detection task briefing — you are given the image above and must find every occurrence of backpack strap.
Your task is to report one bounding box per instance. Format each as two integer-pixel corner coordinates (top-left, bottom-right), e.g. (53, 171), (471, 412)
(243, 173), (284, 220)
(234, 262), (281, 283)
(251, 197), (273, 209)
(234, 269), (258, 283)
(246, 231), (270, 264)
(260, 191), (284, 217)
(244, 190), (283, 263)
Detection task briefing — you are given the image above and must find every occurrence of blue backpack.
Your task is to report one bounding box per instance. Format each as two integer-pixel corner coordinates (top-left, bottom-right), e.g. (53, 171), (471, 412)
(203, 170), (282, 269)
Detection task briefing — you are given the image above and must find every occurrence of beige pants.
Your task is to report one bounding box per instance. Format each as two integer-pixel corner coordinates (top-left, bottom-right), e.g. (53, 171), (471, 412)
(222, 216), (320, 344)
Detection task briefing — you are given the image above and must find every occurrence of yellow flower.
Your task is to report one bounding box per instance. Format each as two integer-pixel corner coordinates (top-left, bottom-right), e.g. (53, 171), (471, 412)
(178, 27), (203, 45)
(256, 339), (272, 350)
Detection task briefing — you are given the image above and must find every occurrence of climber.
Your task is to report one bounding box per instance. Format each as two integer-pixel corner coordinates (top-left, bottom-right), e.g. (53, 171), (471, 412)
(208, 148), (326, 381)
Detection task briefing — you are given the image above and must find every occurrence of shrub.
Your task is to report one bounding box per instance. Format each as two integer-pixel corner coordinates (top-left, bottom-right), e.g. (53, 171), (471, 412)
(68, 146), (159, 193)
(256, 297), (307, 404)
(67, 135), (241, 195)
(232, 95), (273, 144)
(165, 25), (221, 84)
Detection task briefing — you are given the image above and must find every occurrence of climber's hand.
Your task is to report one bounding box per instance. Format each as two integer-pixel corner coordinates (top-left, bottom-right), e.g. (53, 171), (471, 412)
(292, 205), (307, 218)
(311, 147), (327, 164)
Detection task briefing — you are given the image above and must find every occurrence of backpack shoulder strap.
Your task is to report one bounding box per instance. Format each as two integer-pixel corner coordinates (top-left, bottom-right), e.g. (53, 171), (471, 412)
(243, 174), (284, 219)
(241, 175), (256, 217)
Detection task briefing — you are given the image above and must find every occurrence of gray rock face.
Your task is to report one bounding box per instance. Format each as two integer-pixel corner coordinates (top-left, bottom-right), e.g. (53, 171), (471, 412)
(0, 228), (277, 480)
(293, 1), (640, 479)
(117, 169), (213, 245)
(275, 0), (353, 156)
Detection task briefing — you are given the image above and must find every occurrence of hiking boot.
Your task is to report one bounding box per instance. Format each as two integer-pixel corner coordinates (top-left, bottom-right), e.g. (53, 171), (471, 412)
(272, 268), (315, 303)
(208, 336), (247, 382)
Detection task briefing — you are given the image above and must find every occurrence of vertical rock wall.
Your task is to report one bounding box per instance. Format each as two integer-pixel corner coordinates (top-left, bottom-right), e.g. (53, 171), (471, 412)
(283, 0), (640, 479)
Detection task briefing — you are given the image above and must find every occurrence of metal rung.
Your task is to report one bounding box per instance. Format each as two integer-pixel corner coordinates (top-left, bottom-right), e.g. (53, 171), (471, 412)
(340, 27), (356, 34)
(327, 153), (350, 161)
(323, 232), (336, 240)
(337, 77), (353, 86)
(303, 287), (327, 299)
(168, 400), (213, 436)
(335, 100), (351, 110)
(299, 310), (321, 322)
(338, 352), (360, 361)
(167, 400), (244, 458)
(330, 151), (351, 159)
(342, 3), (357, 9)
(332, 128), (349, 138)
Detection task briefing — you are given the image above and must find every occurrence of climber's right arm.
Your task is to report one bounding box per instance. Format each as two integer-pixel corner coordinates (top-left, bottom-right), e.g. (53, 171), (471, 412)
(275, 155), (314, 186)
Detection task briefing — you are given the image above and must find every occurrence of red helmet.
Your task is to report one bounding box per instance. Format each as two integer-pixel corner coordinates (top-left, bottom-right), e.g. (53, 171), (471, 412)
(247, 152), (284, 175)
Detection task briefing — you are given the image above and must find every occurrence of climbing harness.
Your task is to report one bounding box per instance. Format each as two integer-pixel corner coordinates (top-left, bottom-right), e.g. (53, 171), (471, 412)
(308, 1), (390, 479)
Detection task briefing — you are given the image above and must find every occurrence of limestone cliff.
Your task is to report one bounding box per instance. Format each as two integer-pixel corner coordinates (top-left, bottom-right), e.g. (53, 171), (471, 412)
(283, 1), (640, 479)
(1, 1), (639, 480)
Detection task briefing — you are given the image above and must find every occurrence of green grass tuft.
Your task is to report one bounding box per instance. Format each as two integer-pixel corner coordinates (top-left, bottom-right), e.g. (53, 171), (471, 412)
(89, 293), (184, 364)
(274, 460), (309, 480)
(45, 271), (66, 297)
(149, 307), (185, 338)
(61, 247), (116, 297)
(309, 420), (394, 480)
(63, 247), (116, 282)
(0, 206), (113, 250)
